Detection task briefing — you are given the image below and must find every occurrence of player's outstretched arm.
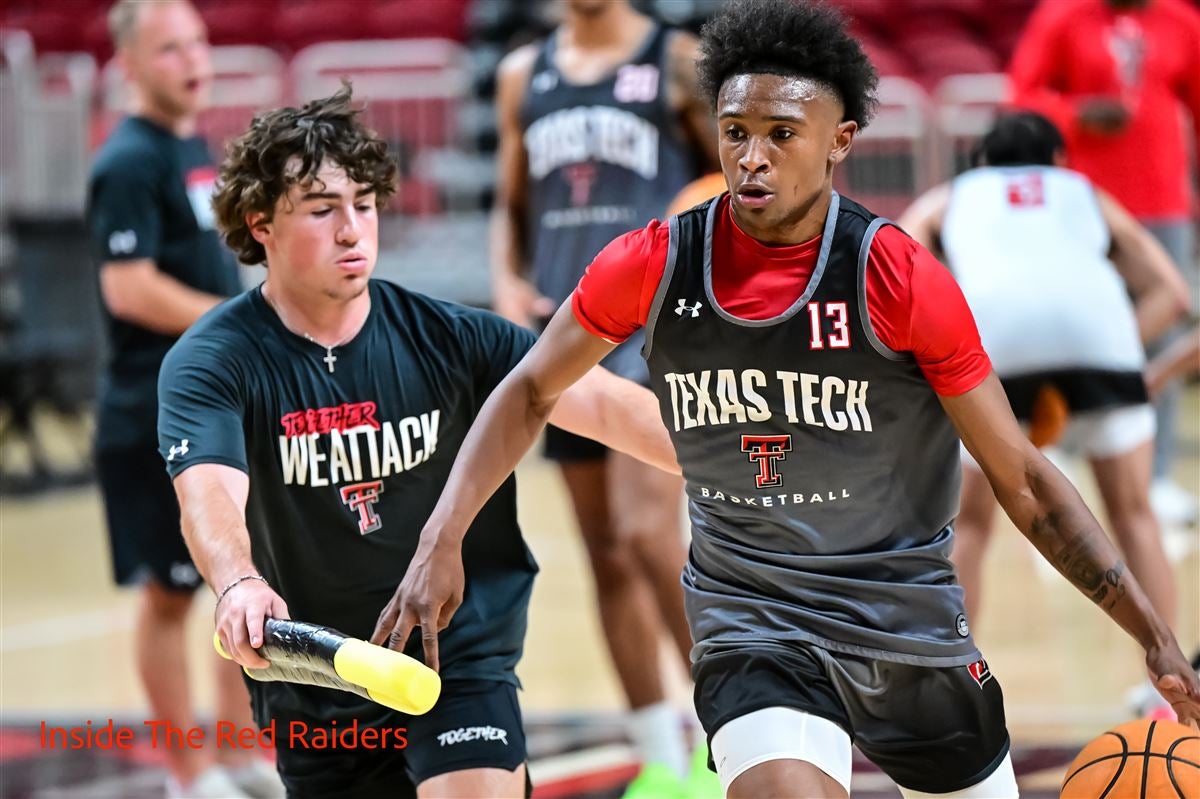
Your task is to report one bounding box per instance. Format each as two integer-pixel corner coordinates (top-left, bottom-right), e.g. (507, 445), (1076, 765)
(1096, 189), (1192, 344)
(553, 367), (680, 475)
(174, 463), (290, 670)
(941, 374), (1200, 727)
(370, 302), (617, 668)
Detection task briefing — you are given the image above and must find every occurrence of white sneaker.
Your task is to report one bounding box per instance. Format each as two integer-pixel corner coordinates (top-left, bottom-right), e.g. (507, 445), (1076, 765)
(228, 759), (286, 799)
(166, 766), (252, 799)
(1150, 478), (1199, 527)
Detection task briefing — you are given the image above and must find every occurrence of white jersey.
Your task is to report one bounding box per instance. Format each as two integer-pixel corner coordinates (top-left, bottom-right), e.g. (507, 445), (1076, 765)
(941, 166), (1144, 377)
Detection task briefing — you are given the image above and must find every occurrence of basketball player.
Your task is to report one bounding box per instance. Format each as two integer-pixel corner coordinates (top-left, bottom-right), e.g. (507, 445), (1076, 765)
(376, 1), (1200, 797)
(897, 112), (1190, 631)
(491, 1), (718, 791)
(158, 86), (679, 799)
(88, 2), (278, 796)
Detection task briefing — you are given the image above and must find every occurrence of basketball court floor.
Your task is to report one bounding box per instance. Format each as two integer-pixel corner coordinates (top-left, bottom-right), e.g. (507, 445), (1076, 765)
(1, 389), (1197, 798)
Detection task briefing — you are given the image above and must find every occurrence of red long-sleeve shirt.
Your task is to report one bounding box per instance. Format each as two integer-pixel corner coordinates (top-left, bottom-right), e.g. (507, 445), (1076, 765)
(1009, 0), (1200, 221)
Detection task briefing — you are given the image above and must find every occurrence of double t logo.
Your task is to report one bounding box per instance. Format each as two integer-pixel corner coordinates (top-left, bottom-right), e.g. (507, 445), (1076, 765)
(339, 480), (384, 535)
(740, 434), (792, 489)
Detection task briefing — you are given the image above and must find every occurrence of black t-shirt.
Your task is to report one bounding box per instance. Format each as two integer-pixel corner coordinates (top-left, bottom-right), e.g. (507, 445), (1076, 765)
(157, 280), (538, 728)
(88, 116), (241, 450)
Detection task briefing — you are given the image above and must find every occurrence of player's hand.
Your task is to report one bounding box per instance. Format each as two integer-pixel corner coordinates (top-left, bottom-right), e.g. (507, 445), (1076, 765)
(1077, 98), (1131, 135)
(214, 580), (290, 670)
(1145, 640), (1200, 729)
(492, 273), (554, 329)
(369, 536), (465, 673)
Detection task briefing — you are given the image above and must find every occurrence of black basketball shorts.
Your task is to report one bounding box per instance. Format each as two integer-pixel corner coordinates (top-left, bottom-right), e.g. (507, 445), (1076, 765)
(273, 679), (530, 799)
(693, 641), (1011, 795)
(96, 445), (203, 592)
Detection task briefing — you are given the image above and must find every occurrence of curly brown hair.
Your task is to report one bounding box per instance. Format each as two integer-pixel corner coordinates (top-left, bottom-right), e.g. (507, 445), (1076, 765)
(212, 84), (398, 265)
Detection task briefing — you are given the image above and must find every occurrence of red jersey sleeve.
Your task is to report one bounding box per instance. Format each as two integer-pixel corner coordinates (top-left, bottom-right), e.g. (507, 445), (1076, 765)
(570, 219), (670, 344)
(865, 226), (992, 397)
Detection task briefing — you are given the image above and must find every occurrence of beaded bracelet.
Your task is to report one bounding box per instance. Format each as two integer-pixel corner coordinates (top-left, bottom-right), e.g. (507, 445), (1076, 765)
(216, 574), (269, 607)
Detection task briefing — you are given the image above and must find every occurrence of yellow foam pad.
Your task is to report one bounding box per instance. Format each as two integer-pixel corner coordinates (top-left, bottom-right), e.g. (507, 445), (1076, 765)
(333, 639), (441, 715)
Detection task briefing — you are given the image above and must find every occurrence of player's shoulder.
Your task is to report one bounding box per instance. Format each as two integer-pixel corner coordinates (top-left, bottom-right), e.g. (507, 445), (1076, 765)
(665, 26), (700, 60)
(594, 217), (672, 274)
(166, 291), (260, 366)
(90, 118), (167, 181)
(372, 280), (532, 344)
(497, 41), (542, 84)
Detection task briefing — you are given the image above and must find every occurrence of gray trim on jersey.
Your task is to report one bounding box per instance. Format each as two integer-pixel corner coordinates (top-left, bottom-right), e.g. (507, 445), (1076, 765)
(703, 192), (842, 327)
(857, 217), (910, 362)
(641, 212), (683, 361)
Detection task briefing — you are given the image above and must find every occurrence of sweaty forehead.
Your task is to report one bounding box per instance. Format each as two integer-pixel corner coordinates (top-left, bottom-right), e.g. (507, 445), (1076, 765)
(718, 73), (842, 120)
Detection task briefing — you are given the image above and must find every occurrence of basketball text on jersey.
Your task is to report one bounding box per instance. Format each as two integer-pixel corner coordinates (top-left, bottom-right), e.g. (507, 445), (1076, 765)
(524, 106), (660, 181)
(277, 401), (441, 488)
(661, 368), (872, 434)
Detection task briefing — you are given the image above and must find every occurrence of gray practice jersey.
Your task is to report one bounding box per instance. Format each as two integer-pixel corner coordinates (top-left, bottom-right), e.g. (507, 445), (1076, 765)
(521, 24), (697, 380)
(643, 194), (978, 667)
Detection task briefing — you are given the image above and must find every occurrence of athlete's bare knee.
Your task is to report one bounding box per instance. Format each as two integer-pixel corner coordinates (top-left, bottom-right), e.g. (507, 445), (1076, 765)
(581, 534), (639, 592)
(728, 759), (848, 799)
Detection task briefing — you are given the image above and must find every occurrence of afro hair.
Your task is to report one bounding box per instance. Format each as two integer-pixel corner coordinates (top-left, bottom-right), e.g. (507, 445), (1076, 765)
(697, 0), (879, 128)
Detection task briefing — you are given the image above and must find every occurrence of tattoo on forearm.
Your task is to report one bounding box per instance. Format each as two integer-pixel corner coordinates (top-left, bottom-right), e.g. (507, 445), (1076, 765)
(1028, 510), (1128, 611)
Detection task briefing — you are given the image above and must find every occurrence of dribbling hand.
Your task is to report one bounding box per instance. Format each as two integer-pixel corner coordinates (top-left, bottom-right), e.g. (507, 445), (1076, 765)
(1146, 641), (1200, 729)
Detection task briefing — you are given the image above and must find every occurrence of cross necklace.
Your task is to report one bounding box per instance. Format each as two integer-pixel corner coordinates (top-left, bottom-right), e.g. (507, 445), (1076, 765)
(303, 333), (342, 373)
(264, 288), (362, 374)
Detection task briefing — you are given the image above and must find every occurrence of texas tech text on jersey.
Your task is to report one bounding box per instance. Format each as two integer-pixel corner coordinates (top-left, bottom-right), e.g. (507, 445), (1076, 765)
(661, 368), (872, 433)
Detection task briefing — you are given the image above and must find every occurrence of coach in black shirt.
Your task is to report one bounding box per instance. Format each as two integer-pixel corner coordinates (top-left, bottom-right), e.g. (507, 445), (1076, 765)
(87, 2), (276, 798)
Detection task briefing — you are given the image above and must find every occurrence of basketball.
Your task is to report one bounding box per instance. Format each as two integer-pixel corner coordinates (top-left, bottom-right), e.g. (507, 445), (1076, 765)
(666, 172), (728, 216)
(1060, 718), (1199, 798)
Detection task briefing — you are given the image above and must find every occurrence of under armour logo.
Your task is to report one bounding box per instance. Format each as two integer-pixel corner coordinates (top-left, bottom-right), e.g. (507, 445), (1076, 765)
(531, 71), (558, 93)
(675, 299), (702, 318)
(108, 229), (137, 255)
(167, 439), (190, 461)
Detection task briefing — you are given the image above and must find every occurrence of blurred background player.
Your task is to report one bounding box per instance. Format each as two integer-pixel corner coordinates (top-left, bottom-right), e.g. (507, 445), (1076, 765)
(899, 110), (1190, 716)
(87, 1), (279, 796)
(1009, 0), (1200, 525)
(489, 0), (718, 792)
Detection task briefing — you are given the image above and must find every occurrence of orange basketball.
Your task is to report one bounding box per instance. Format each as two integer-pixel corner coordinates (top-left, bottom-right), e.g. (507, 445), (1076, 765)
(666, 172), (727, 216)
(1060, 718), (1199, 798)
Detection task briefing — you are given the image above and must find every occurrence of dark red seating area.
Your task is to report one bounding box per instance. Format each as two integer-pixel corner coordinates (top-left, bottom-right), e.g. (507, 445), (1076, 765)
(828, 0), (1039, 87)
(1, 0), (469, 62)
(4, 0), (1038, 90)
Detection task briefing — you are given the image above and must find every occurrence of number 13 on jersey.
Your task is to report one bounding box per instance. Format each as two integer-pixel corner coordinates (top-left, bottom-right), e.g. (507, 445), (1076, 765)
(807, 301), (850, 350)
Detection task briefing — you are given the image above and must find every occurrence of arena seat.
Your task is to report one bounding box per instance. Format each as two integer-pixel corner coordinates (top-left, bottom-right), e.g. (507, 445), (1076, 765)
(194, 0), (281, 49)
(365, 1), (469, 43)
(291, 39), (473, 215)
(274, 1), (367, 52)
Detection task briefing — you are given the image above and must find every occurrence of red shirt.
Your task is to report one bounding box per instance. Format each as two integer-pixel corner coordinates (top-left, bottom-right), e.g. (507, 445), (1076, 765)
(1009, 0), (1200, 221)
(572, 196), (992, 397)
